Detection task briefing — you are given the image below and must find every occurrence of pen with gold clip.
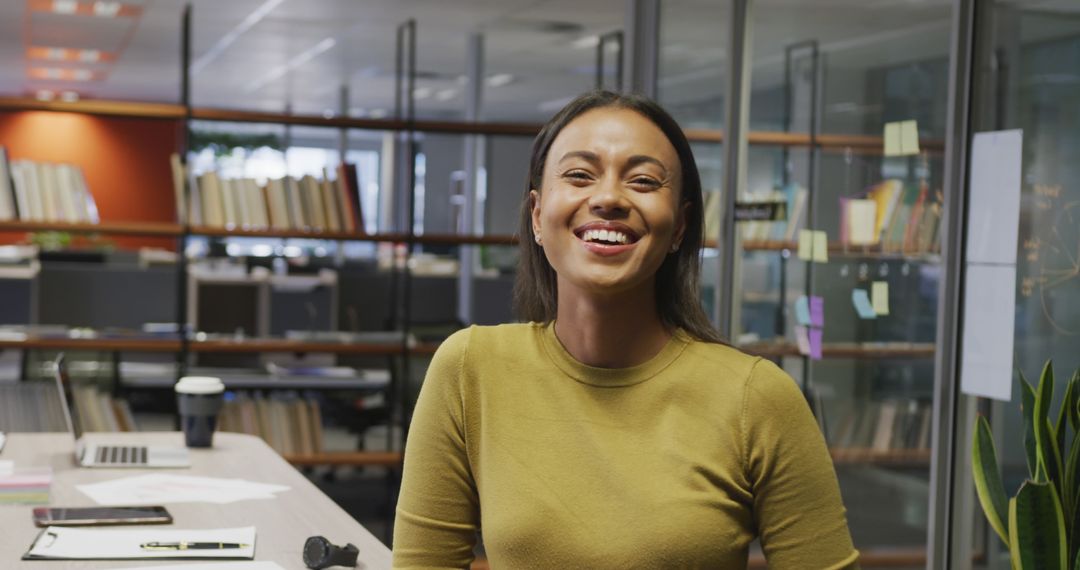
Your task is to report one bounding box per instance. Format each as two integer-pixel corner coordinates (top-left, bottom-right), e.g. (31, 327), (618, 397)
(140, 541), (250, 550)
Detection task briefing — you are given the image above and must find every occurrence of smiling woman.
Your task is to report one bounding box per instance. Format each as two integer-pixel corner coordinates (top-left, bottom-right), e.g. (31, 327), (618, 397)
(393, 91), (859, 569)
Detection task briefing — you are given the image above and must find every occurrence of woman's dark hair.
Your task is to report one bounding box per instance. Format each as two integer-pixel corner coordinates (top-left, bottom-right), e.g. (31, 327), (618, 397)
(513, 90), (724, 344)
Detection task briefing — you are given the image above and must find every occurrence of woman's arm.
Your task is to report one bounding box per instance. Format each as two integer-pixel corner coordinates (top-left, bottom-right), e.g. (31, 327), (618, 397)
(394, 329), (480, 569)
(742, 359), (860, 569)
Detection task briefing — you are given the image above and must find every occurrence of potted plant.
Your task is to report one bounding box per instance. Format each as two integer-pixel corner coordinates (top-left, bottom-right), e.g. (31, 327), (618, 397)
(973, 361), (1080, 569)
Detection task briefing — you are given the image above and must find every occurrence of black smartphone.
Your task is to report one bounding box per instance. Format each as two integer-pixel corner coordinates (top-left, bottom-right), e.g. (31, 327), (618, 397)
(32, 506), (173, 527)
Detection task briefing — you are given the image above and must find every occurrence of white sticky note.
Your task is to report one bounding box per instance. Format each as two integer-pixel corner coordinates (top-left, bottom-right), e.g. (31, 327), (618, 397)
(967, 130), (1023, 265)
(847, 199), (877, 245)
(813, 231), (829, 262)
(961, 264), (1017, 401)
(883, 122), (901, 157)
(900, 120), (920, 155)
(871, 281), (889, 315)
(797, 229), (813, 260)
(794, 326), (811, 356)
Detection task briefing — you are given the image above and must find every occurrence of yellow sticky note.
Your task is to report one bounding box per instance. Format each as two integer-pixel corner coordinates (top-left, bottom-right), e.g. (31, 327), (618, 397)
(872, 281), (890, 315)
(900, 120), (920, 155)
(813, 230), (829, 262)
(797, 229), (813, 260)
(847, 199), (877, 245)
(883, 122), (901, 157)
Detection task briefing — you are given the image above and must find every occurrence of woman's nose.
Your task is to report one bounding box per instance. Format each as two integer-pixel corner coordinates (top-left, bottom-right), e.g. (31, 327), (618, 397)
(588, 176), (629, 217)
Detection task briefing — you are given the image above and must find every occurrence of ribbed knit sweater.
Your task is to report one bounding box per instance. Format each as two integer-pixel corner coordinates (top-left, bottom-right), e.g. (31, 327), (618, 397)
(394, 322), (858, 569)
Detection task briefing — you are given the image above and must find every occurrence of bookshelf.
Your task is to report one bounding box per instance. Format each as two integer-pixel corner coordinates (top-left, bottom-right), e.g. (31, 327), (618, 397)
(0, 93), (942, 468)
(0, 220), (183, 237)
(0, 45), (947, 481)
(283, 451), (403, 467)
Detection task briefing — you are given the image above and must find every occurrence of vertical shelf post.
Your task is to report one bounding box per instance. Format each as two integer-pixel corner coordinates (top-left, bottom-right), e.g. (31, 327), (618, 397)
(176, 3), (193, 383)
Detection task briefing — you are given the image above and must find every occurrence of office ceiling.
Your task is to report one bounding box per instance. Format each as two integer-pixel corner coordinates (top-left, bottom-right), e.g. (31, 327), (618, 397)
(0, 0), (1075, 124)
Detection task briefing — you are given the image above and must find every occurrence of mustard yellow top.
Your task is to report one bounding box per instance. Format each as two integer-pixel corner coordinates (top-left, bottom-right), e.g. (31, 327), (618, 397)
(394, 323), (858, 569)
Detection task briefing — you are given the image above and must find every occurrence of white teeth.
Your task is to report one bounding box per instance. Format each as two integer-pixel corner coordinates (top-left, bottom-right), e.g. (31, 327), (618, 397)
(582, 229), (630, 244)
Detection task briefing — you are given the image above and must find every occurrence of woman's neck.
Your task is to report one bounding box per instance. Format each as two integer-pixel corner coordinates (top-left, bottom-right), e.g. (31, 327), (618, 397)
(553, 283), (671, 369)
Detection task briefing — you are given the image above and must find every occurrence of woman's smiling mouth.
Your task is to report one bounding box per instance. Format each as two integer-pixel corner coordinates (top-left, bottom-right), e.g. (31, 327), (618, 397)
(573, 222), (641, 256)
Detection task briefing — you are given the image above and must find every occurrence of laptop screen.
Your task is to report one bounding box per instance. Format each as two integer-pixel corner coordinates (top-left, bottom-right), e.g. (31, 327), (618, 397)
(52, 354), (85, 441)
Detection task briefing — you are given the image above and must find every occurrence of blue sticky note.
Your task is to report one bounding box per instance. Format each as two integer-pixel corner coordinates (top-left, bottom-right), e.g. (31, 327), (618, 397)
(809, 328), (823, 360)
(794, 296), (811, 326)
(809, 295), (824, 327)
(852, 289), (877, 319)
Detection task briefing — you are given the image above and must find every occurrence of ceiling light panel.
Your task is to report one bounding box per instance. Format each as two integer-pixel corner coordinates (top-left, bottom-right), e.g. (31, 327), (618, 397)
(29, 0), (142, 18)
(27, 67), (104, 81)
(27, 46), (115, 62)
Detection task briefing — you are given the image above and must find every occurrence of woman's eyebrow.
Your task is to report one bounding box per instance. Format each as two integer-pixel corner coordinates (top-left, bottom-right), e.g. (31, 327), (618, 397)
(557, 150), (601, 166)
(626, 155), (669, 176)
(557, 151), (668, 175)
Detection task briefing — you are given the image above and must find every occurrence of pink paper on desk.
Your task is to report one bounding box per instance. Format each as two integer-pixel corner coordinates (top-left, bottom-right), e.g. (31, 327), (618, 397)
(809, 328), (823, 360)
(809, 295), (824, 327)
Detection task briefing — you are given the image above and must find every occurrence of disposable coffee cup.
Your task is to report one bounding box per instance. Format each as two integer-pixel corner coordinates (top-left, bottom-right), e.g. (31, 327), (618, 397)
(175, 376), (225, 448)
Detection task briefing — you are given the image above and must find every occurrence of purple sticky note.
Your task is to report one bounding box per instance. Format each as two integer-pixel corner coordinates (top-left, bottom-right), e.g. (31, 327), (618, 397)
(809, 328), (823, 360)
(809, 296), (824, 327)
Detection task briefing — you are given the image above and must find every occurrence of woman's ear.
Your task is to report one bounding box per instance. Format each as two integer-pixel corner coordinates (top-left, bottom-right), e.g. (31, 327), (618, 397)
(529, 189), (542, 237)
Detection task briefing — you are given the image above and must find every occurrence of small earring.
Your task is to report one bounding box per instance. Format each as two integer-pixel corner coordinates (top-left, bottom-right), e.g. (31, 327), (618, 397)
(670, 243), (679, 252)
(535, 234), (543, 245)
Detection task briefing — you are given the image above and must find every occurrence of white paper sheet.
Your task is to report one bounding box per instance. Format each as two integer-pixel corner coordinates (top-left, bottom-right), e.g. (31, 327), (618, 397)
(967, 130), (1023, 265)
(77, 474), (289, 506)
(25, 526), (255, 560)
(961, 264), (1017, 401)
(110, 563), (285, 570)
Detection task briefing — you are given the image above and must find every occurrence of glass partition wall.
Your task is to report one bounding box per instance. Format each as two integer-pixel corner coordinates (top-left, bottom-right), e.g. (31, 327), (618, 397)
(959, 2), (1080, 569)
(728, 1), (953, 566)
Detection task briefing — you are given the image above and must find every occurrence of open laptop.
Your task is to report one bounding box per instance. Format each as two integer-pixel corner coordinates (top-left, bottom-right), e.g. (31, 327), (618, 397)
(54, 354), (190, 468)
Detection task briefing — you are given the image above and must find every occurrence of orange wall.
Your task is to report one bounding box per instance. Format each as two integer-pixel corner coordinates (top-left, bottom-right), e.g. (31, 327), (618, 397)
(0, 110), (181, 250)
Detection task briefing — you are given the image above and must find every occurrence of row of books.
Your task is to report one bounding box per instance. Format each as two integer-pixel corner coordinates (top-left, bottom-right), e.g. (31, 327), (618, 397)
(216, 391), (324, 456)
(0, 382), (133, 433)
(0, 148), (100, 223)
(734, 184), (809, 243)
(828, 399), (932, 452)
(172, 156), (365, 233)
(704, 185), (811, 244)
(840, 179), (942, 253)
(71, 384), (138, 433)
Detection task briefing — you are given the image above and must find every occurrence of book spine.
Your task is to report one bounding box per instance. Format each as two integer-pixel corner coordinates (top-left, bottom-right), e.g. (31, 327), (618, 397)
(0, 147), (15, 221)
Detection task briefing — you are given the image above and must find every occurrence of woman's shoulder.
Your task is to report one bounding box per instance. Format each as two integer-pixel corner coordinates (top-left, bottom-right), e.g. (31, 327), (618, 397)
(433, 322), (544, 360)
(680, 334), (768, 381)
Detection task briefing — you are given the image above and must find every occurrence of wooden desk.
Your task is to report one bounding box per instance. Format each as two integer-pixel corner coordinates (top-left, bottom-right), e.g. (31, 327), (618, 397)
(0, 432), (392, 569)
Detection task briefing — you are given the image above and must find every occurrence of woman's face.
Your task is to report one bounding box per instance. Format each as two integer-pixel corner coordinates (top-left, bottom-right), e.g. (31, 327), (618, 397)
(531, 106), (687, 297)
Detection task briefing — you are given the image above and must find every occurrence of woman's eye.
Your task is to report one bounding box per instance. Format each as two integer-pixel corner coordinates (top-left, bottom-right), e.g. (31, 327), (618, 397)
(563, 170), (592, 181)
(630, 177), (660, 188)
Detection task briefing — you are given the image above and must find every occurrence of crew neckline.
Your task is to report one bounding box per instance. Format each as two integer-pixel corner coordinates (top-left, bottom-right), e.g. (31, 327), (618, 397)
(537, 321), (690, 387)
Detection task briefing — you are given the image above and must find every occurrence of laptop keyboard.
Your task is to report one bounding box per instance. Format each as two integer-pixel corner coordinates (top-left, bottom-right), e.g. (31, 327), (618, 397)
(95, 446), (148, 465)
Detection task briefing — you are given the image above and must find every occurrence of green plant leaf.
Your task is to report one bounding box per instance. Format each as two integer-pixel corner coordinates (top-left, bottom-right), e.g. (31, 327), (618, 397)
(1036, 361), (1063, 489)
(1024, 374), (1039, 479)
(1059, 378), (1075, 464)
(973, 415), (1010, 545)
(1009, 479), (1068, 570)
(1071, 369), (1080, 433)
(1064, 427), (1080, 566)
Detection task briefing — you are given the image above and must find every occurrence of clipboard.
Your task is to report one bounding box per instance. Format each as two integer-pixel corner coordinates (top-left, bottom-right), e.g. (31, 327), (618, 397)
(22, 525), (256, 560)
